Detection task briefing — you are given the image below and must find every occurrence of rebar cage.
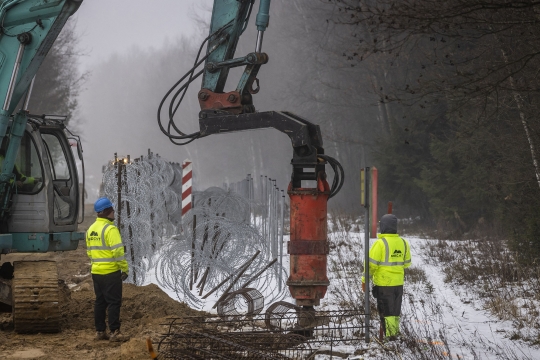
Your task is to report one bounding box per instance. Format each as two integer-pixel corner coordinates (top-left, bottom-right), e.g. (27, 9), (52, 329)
(157, 304), (368, 359)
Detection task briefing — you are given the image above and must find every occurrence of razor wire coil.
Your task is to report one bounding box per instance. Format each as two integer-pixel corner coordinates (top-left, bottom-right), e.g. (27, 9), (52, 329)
(102, 153), (288, 309)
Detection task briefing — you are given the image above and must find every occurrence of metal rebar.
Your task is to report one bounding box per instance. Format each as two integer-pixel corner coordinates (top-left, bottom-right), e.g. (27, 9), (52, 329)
(213, 250), (261, 308)
(201, 252), (257, 300)
(240, 258), (278, 289)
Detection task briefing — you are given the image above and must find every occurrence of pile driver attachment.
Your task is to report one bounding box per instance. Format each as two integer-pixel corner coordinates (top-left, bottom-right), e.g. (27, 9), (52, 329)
(157, 0), (344, 308)
(0, 0), (85, 333)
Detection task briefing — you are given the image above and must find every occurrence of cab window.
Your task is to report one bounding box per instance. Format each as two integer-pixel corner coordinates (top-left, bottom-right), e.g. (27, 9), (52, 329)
(16, 132), (44, 193)
(41, 132), (77, 224)
(0, 132), (45, 194)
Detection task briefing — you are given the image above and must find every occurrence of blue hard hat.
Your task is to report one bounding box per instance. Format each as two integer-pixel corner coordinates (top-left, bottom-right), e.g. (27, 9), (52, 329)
(94, 197), (114, 212)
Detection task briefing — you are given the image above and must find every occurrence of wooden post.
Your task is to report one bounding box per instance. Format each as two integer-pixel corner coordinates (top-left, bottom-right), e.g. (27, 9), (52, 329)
(124, 155), (137, 285)
(115, 153), (122, 231)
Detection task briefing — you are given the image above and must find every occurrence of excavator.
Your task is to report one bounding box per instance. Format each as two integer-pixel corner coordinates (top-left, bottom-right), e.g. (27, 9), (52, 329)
(0, 0), (84, 333)
(157, 0), (344, 311)
(0, 0), (342, 335)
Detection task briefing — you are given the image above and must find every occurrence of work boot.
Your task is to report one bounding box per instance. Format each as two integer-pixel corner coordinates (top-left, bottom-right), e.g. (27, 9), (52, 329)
(109, 329), (129, 342)
(95, 331), (109, 340)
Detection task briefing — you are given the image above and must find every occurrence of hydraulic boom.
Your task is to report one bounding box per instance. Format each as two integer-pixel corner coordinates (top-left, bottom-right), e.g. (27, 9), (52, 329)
(158, 0), (344, 308)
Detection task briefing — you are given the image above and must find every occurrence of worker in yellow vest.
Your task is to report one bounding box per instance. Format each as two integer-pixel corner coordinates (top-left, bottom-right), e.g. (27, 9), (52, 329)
(86, 197), (129, 342)
(0, 151), (37, 190)
(362, 214), (412, 340)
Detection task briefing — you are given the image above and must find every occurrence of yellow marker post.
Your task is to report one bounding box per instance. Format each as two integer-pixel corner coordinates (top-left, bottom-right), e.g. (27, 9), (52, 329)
(360, 168), (365, 206)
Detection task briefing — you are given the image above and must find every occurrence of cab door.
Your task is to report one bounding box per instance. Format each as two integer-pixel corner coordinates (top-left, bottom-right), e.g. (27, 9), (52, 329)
(8, 126), (48, 233)
(40, 127), (79, 228)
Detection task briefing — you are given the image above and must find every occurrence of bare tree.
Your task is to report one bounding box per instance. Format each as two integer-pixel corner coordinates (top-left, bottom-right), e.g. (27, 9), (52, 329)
(29, 18), (88, 125)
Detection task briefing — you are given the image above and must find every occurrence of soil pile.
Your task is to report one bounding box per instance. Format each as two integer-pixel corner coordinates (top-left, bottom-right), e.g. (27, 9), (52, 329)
(0, 235), (201, 360)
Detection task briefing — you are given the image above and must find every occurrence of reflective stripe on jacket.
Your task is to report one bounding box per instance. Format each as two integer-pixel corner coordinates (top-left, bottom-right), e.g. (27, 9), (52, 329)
(362, 233), (411, 286)
(86, 217), (128, 275)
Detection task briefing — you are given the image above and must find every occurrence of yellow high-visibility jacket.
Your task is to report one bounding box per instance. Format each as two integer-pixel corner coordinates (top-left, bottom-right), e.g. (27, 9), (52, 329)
(86, 218), (128, 275)
(362, 233), (411, 286)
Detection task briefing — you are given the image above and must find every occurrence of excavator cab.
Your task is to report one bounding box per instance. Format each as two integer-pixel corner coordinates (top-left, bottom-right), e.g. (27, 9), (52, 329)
(6, 118), (83, 244)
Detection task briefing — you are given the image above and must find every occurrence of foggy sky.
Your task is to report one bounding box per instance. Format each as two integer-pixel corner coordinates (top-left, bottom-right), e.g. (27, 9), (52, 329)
(74, 0), (211, 70)
(73, 0), (294, 201)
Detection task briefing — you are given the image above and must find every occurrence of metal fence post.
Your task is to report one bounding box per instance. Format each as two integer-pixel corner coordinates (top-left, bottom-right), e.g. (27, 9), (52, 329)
(364, 167), (371, 342)
(279, 189), (284, 291)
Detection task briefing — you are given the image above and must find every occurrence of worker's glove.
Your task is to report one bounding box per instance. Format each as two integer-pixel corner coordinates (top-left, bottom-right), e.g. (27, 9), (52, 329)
(121, 272), (128, 281)
(361, 282), (366, 292)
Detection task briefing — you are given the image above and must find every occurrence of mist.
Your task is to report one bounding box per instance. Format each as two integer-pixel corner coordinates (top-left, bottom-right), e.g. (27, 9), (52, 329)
(77, 1), (381, 212)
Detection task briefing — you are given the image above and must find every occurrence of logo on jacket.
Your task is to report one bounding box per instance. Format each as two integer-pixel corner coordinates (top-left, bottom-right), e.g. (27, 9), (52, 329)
(90, 231), (99, 237)
(391, 249), (403, 258)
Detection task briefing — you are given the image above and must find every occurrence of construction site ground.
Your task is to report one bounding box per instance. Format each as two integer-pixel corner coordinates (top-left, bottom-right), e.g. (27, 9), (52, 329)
(0, 206), (199, 360)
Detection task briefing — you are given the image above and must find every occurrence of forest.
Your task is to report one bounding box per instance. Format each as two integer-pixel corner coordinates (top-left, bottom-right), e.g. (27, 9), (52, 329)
(306, 0), (540, 261)
(53, 1), (540, 261)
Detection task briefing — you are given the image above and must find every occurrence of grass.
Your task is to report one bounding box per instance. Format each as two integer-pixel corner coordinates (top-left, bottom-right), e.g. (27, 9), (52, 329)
(323, 212), (539, 359)
(424, 238), (540, 343)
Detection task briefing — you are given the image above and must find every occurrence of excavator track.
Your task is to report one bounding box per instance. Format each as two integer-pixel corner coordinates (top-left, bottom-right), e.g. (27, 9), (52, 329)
(12, 260), (60, 333)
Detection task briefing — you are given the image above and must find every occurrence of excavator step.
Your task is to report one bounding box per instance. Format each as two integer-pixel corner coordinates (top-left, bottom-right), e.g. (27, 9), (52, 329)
(12, 260), (60, 333)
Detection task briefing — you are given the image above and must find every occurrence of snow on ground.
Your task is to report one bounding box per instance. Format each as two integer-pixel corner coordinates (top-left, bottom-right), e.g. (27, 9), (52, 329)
(141, 221), (540, 359)
(406, 237), (540, 360)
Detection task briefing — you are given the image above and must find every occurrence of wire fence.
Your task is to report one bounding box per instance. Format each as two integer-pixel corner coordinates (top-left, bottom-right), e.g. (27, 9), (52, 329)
(101, 151), (182, 285)
(101, 152), (289, 309)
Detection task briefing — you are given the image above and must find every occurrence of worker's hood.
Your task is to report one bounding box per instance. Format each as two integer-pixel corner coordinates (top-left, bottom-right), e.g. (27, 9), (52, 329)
(380, 214), (398, 234)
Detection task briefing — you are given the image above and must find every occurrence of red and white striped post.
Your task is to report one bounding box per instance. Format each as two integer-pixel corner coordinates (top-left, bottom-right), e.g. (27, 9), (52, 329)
(182, 160), (193, 218)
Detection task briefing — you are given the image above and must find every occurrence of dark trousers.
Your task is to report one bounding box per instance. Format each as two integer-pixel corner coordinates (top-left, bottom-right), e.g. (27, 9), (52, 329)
(373, 285), (403, 337)
(92, 270), (122, 332)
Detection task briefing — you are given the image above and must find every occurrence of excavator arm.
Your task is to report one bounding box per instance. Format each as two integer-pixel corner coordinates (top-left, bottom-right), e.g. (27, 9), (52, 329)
(0, 0), (82, 222)
(199, 0), (269, 114)
(158, 0), (344, 308)
(158, 0), (342, 188)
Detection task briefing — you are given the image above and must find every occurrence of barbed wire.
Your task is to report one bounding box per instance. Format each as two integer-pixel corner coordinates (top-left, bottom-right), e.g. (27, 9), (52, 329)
(101, 153), (288, 309)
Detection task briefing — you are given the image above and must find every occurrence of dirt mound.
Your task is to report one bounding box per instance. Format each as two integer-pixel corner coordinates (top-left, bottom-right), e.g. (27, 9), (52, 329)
(0, 282), (200, 360)
(0, 239), (202, 359)
(63, 282), (198, 333)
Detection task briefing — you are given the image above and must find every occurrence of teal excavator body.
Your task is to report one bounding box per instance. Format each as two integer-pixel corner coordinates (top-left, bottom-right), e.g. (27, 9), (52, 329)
(0, 0), (85, 334)
(0, 0), (84, 255)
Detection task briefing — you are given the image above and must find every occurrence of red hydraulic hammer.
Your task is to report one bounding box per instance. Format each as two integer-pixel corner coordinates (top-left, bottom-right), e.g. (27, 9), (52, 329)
(196, 111), (343, 307)
(287, 174), (331, 307)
